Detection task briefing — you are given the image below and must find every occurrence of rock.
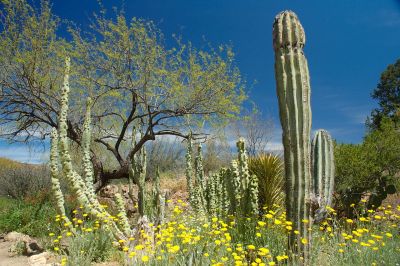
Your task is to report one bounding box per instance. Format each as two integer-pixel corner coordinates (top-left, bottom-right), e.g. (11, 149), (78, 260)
(4, 232), (30, 242)
(28, 252), (48, 265)
(5, 232), (43, 256)
(99, 184), (119, 198)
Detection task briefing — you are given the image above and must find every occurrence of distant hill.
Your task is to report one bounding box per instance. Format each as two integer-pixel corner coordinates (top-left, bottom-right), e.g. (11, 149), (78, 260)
(0, 157), (39, 171)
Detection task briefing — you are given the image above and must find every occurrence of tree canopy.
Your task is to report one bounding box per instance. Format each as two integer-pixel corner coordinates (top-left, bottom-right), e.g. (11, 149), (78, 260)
(335, 117), (399, 213)
(369, 59), (400, 129)
(0, 0), (246, 189)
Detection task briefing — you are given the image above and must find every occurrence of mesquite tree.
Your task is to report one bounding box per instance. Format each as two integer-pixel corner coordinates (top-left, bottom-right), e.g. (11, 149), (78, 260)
(0, 0), (246, 190)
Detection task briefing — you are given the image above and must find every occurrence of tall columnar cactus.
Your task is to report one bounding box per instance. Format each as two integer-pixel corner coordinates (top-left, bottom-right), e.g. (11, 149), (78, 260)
(185, 134), (194, 205)
(236, 138), (258, 217)
(54, 57), (125, 240)
(115, 192), (132, 236)
(82, 98), (97, 203)
(50, 129), (74, 232)
(273, 11), (312, 262)
(153, 167), (166, 225)
(311, 129), (335, 210)
(129, 144), (147, 217)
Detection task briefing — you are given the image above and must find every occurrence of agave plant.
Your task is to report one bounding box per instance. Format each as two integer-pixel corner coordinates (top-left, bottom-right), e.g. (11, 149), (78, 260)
(248, 154), (284, 210)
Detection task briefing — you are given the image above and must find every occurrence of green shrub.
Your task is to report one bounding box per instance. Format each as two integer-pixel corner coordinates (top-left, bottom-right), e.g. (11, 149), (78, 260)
(0, 196), (59, 237)
(335, 117), (400, 217)
(65, 228), (114, 265)
(248, 154), (284, 210)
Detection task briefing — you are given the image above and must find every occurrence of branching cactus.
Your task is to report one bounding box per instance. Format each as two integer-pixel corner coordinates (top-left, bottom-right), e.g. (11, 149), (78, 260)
(311, 130), (335, 214)
(273, 11), (312, 262)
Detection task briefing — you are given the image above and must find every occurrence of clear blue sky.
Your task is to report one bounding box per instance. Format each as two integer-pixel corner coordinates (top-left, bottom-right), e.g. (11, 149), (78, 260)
(1, 0), (400, 163)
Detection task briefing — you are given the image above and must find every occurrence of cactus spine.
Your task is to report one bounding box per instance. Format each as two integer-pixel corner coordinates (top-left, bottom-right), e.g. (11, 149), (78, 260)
(311, 129), (335, 209)
(273, 11), (312, 262)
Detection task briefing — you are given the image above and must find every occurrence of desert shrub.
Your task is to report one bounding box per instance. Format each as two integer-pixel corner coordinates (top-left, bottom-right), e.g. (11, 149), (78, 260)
(248, 153), (284, 210)
(203, 138), (234, 175)
(146, 137), (185, 179)
(0, 163), (51, 199)
(65, 228), (114, 265)
(0, 196), (59, 237)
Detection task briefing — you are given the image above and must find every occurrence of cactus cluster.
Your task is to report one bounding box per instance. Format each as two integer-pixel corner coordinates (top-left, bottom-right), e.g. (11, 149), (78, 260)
(273, 11), (336, 263)
(186, 137), (258, 218)
(50, 58), (166, 243)
(51, 57), (125, 240)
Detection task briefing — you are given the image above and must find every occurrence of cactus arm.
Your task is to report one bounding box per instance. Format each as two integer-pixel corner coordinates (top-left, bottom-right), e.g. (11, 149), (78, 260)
(312, 129), (335, 208)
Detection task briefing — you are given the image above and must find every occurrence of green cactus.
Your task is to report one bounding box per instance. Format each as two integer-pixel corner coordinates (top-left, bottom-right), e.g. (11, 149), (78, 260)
(186, 138), (258, 219)
(236, 138), (258, 217)
(185, 134), (194, 205)
(114, 192), (132, 236)
(311, 129), (335, 210)
(273, 10), (312, 262)
(153, 167), (166, 225)
(129, 145), (147, 217)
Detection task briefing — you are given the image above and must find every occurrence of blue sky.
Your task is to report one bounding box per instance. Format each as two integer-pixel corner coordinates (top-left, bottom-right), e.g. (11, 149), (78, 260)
(1, 0), (400, 163)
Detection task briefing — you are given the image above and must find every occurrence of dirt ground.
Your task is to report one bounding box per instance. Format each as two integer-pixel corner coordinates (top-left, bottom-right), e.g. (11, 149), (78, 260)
(0, 241), (29, 266)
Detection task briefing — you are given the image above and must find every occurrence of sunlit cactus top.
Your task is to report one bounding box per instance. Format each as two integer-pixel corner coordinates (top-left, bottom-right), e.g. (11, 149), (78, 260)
(273, 11), (306, 51)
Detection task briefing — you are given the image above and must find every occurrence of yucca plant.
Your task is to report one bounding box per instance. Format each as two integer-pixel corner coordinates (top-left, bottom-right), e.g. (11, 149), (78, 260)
(249, 154), (284, 211)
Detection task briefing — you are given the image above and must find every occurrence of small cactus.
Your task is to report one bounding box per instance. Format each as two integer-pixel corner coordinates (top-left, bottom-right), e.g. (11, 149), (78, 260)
(311, 129), (335, 210)
(186, 138), (258, 219)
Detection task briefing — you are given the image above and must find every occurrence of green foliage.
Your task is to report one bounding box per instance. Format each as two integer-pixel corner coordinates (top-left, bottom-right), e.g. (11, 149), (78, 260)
(0, 0), (246, 187)
(0, 197), (59, 237)
(335, 117), (400, 215)
(65, 228), (114, 265)
(248, 154), (284, 210)
(335, 143), (374, 190)
(370, 59), (400, 129)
